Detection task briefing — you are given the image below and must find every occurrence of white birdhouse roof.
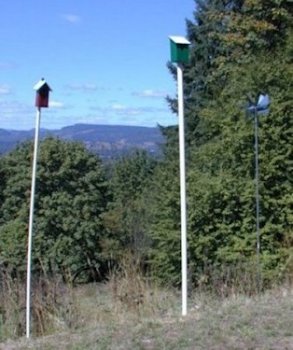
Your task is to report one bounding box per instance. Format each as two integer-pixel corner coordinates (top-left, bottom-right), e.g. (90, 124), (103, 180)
(169, 36), (191, 45)
(33, 79), (52, 91)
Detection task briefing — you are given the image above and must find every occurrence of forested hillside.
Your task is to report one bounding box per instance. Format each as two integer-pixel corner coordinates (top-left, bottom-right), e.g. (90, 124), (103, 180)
(0, 0), (292, 293)
(0, 124), (163, 159)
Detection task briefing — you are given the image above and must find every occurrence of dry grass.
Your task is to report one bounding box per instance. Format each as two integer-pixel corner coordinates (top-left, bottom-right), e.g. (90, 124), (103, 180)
(0, 266), (292, 350)
(0, 270), (77, 339)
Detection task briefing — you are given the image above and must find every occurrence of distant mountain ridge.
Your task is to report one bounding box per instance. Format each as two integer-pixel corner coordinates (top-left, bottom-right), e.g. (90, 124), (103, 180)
(0, 124), (165, 159)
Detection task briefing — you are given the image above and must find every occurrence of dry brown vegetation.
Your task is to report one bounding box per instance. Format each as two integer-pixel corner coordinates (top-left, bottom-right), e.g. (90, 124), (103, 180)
(0, 263), (292, 350)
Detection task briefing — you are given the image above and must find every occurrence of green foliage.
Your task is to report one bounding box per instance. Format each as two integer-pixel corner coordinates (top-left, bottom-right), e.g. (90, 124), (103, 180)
(0, 138), (109, 280)
(102, 150), (157, 261)
(149, 159), (181, 285)
(150, 0), (292, 287)
(0, 1), (291, 291)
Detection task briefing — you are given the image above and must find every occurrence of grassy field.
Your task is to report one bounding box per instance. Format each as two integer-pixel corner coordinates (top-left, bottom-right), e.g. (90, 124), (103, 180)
(0, 280), (292, 350)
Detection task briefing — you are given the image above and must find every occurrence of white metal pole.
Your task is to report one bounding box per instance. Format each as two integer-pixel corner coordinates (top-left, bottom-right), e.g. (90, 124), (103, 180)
(26, 107), (41, 338)
(177, 64), (188, 316)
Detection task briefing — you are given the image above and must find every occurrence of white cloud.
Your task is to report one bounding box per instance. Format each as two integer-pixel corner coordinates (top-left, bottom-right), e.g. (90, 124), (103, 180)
(111, 103), (126, 111)
(109, 104), (145, 116)
(65, 83), (98, 92)
(133, 89), (168, 98)
(109, 104), (167, 116)
(0, 85), (11, 95)
(91, 103), (167, 116)
(49, 100), (65, 108)
(61, 14), (81, 24)
(0, 100), (34, 129)
(0, 62), (17, 70)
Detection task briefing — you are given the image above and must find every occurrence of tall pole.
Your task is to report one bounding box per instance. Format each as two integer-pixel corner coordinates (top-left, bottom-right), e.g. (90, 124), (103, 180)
(254, 109), (261, 292)
(177, 63), (188, 316)
(26, 107), (41, 338)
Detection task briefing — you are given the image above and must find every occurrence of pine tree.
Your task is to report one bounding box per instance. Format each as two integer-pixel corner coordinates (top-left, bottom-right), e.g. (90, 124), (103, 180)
(151, 0), (292, 286)
(102, 150), (157, 261)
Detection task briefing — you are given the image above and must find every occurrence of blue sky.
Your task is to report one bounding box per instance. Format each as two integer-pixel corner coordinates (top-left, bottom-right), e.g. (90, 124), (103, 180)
(0, 0), (194, 130)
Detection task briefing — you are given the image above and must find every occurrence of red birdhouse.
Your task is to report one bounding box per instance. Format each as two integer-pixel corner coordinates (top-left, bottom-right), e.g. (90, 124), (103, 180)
(33, 78), (52, 108)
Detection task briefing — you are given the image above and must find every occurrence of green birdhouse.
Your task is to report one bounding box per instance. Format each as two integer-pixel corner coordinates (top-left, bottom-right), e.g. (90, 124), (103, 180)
(169, 36), (190, 64)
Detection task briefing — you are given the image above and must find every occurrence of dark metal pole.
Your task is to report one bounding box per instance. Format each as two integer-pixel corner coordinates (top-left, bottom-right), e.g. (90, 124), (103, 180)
(254, 109), (261, 292)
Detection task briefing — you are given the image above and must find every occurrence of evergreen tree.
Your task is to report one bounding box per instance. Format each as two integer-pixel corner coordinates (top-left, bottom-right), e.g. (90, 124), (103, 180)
(0, 138), (109, 281)
(102, 150), (157, 261)
(148, 157), (183, 285)
(151, 0), (292, 286)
